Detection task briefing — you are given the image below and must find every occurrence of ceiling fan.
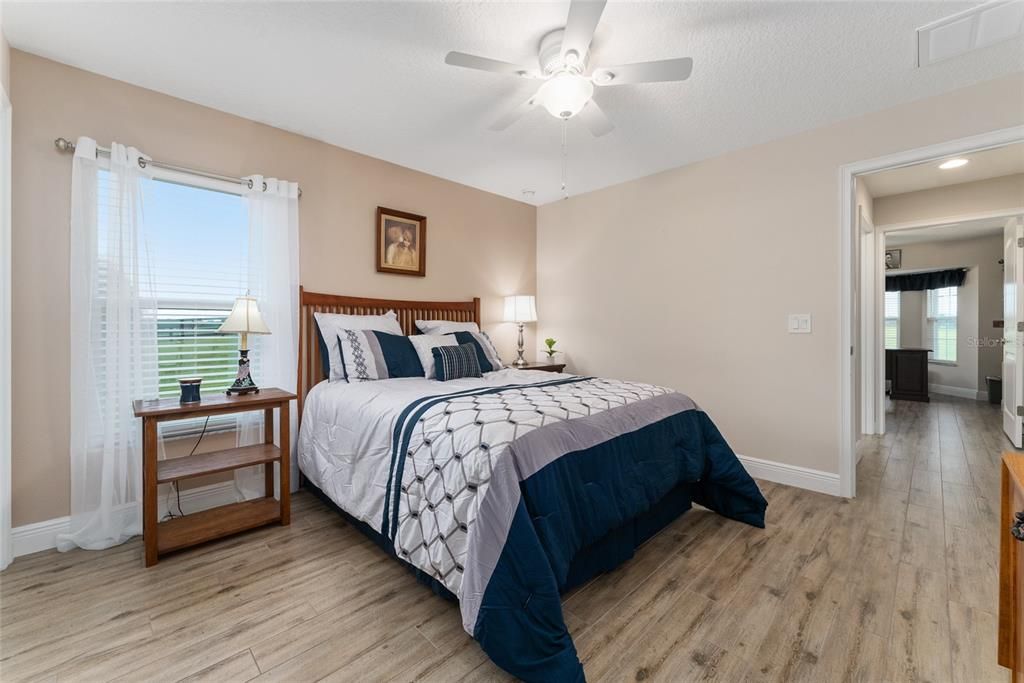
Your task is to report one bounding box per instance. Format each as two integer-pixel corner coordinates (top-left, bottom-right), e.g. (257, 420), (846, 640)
(444, 0), (693, 137)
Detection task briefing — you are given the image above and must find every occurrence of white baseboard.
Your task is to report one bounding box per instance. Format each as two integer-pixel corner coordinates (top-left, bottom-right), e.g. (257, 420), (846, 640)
(929, 383), (985, 401)
(11, 481), (239, 559)
(11, 515), (71, 558)
(737, 454), (841, 497)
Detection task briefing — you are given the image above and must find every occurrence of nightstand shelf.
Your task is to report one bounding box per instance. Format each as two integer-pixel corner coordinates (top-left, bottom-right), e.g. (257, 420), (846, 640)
(157, 443), (281, 484)
(133, 387), (296, 567)
(512, 361), (567, 373)
(157, 498), (280, 554)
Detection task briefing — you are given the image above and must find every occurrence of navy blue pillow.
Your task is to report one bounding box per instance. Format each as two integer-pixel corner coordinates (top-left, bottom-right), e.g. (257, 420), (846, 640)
(451, 331), (497, 372)
(432, 343), (483, 381)
(315, 322), (331, 379)
(372, 330), (424, 378)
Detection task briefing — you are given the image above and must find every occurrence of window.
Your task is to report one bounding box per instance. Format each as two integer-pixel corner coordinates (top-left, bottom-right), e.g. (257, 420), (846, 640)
(926, 286), (957, 363)
(97, 167), (252, 431)
(884, 291), (900, 349)
(139, 177), (251, 398)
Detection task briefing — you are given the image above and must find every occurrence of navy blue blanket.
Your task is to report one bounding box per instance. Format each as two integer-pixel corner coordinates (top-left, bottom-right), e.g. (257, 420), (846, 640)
(348, 377), (768, 681)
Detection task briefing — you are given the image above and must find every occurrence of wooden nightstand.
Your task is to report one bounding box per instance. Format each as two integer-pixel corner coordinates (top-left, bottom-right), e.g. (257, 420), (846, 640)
(132, 388), (296, 567)
(512, 361), (567, 373)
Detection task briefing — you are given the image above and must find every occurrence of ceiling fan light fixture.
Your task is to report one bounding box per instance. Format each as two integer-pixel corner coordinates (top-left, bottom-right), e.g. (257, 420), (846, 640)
(538, 71), (594, 119)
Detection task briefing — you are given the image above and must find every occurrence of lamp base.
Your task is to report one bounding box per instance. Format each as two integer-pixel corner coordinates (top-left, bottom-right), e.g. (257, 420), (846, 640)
(226, 349), (260, 396)
(513, 322), (527, 366)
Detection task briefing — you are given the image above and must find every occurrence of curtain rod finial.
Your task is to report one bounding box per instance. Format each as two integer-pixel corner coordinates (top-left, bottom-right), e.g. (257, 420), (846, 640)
(54, 137), (75, 153)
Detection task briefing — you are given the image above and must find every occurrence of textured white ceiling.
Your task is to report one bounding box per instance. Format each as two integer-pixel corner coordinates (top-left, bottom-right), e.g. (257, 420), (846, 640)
(5, 1), (1023, 205)
(862, 142), (1024, 197)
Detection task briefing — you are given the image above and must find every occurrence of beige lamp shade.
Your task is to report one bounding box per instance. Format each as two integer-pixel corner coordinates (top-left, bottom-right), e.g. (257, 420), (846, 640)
(504, 295), (537, 323)
(217, 296), (271, 336)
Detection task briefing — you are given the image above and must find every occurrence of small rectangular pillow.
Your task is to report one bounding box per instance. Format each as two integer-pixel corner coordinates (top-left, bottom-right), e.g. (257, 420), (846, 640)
(337, 330), (424, 382)
(432, 343), (483, 381)
(314, 311), (403, 382)
(449, 331), (503, 373)
(415, 320), (480, 336)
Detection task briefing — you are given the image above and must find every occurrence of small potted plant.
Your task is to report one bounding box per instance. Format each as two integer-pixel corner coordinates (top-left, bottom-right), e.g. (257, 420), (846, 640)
(544, 338), (558, 360)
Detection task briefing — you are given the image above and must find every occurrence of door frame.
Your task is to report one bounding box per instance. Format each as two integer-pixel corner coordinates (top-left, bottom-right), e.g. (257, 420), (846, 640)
(838, 125), (1024, 498)
(1, 83), (11, 570)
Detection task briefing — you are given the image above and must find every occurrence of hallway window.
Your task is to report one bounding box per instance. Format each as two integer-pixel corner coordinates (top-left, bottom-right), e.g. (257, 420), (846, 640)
(884, 291), (900, 349)
(926, 286), (957, 362)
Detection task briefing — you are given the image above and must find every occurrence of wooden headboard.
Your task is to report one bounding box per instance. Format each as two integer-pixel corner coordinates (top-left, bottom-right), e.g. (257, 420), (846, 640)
(296, 286), (480, 420)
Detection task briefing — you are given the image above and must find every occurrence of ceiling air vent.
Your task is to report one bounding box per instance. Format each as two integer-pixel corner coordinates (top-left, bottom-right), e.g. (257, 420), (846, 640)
(917, 0), (1024, 66)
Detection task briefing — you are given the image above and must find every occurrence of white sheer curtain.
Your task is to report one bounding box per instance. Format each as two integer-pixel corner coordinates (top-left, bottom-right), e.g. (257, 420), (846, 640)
(58, 138), (158, 551)
(234, 176), (300, 498)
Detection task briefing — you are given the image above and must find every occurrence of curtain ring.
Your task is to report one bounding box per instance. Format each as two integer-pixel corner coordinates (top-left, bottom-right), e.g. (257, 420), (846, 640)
(137, 158), (148, 169)
(247, 178), (254, 190)
(262, 181), (268, 192)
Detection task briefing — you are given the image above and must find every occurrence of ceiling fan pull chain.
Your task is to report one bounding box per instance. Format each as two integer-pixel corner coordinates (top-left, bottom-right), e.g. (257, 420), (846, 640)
(561, 118), (569, 200)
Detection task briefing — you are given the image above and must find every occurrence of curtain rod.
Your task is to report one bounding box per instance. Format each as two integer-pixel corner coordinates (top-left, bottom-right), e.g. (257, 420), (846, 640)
(885, 266), (969, 276)
(53, 137), (302, 198)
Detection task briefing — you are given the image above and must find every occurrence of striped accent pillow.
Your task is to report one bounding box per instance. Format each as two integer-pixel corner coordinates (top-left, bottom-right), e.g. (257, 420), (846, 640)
(337, 330), (423, 382)
(431, 343), (483, 381)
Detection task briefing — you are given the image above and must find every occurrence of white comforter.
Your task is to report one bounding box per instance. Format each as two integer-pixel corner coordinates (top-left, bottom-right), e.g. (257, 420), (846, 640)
(297, 368), (572, 534)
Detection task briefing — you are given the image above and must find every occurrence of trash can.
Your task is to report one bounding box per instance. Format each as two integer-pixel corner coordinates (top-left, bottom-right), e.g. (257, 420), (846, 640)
(987, 376), (1002, 405)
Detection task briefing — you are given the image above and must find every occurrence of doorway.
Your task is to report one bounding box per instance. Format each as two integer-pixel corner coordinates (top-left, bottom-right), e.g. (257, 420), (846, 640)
(838, 126), (1024, 497)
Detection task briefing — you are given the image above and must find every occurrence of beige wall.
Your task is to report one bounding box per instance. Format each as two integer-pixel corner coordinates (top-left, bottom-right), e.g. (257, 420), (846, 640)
(537, 73), (1024, 475)
(11, 51), (536, 527)
(890, 235), (1003, 395)
(874, 174), (1024, 226)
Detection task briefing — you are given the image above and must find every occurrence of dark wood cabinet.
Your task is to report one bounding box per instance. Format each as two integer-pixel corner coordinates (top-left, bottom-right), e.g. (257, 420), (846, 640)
(886, 348), (931, 402)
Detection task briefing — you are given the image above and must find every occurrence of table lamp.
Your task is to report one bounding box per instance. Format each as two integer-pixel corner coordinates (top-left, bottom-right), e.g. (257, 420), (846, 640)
(217, 295), (271, 395)
(504, 295), (537, 367)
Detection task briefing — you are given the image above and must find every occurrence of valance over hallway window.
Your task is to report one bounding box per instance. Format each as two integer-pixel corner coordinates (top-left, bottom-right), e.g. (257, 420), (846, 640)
(885, 267), (967, 292)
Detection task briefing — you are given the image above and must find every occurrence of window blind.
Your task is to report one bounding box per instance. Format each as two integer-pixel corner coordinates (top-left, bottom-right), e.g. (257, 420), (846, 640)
(884, 291), (900, 349)
(97, 169), (255, 413)
(926, 286), (957, 362)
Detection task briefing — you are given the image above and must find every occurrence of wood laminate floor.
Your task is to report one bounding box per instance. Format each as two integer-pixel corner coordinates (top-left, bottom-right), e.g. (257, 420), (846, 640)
(0, 396), (1017, 682)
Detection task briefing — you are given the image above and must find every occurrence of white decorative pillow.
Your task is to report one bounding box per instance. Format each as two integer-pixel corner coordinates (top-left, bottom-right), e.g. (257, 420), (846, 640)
(409, 334), (460, 379)
(415, 320), (480, 336)
(314, 311), (403, 382)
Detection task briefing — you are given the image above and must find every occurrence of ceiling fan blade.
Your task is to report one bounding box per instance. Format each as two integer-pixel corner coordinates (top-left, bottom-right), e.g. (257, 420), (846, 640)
(560, 0), (607, 64)
(576, 100), (614, 137)
(592, 57), (694, 85)
(445, 51), (534, 77)
(489, 94), (539, 131)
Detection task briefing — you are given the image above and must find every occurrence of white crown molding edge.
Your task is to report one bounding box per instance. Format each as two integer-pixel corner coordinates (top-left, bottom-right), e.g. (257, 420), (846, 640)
(736, 454), (840, 497)
(10, 480), (240, 560)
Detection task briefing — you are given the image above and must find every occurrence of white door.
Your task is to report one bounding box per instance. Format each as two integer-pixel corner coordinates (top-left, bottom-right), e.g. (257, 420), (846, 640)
(1003, 216), (1024, 448)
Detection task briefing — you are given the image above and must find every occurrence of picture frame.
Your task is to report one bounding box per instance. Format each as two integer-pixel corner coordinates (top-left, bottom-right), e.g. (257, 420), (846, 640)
(885, 248), (902, 270)
(376, 206), (426, 277)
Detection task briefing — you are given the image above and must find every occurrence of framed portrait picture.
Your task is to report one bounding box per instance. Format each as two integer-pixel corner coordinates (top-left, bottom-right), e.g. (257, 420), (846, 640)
(885, 248), (902, 270)
(376, 207), (426, 277)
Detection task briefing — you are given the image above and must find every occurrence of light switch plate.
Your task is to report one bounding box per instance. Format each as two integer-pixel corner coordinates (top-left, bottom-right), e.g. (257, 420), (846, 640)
(788, 313), (812, 334)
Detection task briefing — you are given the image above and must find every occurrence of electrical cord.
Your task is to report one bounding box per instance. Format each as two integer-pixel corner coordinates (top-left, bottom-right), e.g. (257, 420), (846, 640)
(161, 416), (210, 521)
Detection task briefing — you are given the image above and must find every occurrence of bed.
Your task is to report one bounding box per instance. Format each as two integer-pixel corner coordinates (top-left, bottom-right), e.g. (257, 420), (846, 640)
(295, 288), (767, 682)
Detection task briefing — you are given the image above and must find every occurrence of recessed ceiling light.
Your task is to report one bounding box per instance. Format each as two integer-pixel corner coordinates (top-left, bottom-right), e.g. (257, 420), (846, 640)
(939, 158), (969, 170)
